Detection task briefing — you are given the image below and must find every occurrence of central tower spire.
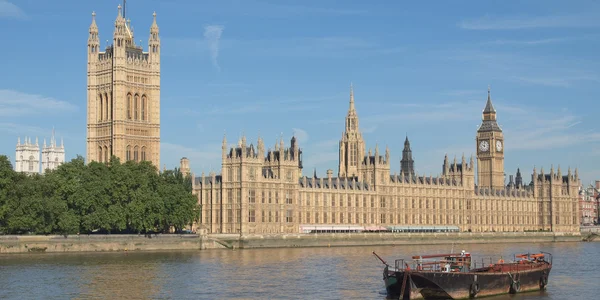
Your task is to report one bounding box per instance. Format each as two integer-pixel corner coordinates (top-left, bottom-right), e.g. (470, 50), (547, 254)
(339, 83), (365, 179)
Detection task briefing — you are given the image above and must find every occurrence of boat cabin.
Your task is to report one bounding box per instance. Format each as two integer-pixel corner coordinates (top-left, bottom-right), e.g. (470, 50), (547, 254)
(404, 250), (472, 273)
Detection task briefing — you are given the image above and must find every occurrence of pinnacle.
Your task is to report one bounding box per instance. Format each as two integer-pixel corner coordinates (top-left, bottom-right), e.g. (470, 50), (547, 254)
(483, 85), (496, 114)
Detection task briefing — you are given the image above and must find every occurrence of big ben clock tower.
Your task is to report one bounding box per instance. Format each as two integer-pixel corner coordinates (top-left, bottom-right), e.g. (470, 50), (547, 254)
(476, 86), (505, 190)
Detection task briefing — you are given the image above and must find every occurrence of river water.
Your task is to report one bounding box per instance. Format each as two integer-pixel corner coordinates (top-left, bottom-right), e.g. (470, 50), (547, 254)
(0, 242), (597, 299)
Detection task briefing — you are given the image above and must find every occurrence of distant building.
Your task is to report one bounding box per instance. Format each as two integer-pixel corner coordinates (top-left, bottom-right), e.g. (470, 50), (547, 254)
(15, 137), (40, 175)
(41, 129), (65, 174)
(14, 130), (65, 175)
(579, 183), (598, 225)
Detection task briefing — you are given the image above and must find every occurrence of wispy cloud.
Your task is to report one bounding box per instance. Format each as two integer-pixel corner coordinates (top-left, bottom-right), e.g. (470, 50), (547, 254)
(204, 25), (224, 71)
(511, 73), (600, 88)
(0, 122), (51, 137)
(303, 138), (339, 172)
(459, 13), (600, 30)
(199, 1), (368, 18)
(440, 90), (482, 97)
(165, 36), (403, 59)
(292, 128), (309, 144)
(181, 94), (338, 116)
(0, 0), (25, 19)
(441, 49), (600, 88)
(500, 105), (600, 151)
(161, 142), (222, 172)
(484, 38), (569, 46)
(362, 100), (482, 125)
(0, 89), (77, 116)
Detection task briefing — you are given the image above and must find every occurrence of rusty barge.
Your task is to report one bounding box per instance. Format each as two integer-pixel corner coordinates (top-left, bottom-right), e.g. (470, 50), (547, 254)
(373, 251), (552, 299)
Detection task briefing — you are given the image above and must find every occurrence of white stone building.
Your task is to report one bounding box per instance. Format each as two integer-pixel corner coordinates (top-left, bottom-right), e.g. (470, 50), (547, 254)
(41, 130), (65, 174)
(14, 130), (66, 175)
(15, 137), (40, 175)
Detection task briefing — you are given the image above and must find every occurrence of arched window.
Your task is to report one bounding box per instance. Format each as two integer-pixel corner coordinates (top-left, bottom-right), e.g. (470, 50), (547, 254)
(104, 146), (109, 163)
(350, 143), (357, 166)
(134, 146), (139, 161)
(134, 94), (139, 120)
(127, 93), (132, 119)
(126, 145), (131, 161)
(141, 146), (146, 161)
(104, 92), (109, 120)
(98, 146), (103, 162)
(99, 94), (103, 121)
(19, 155), (23, 171)
(28, 155), (34, 171)
(141, 95), (146, 121)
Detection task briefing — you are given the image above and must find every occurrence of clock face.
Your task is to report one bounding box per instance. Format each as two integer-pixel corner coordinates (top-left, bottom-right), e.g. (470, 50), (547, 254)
(479, 140), (489, 152)
(496, 140), (502, 152)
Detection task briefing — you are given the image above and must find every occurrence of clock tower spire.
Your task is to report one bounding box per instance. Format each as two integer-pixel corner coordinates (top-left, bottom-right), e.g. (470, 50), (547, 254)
(476, 86), (505, 190)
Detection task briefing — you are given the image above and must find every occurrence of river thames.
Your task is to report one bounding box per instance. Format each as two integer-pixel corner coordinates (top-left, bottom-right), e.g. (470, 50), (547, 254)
(0, 241), (597, 299)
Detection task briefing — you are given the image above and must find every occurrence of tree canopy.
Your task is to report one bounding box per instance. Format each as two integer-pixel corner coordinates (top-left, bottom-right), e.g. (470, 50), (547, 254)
(0, 155), (199, 235)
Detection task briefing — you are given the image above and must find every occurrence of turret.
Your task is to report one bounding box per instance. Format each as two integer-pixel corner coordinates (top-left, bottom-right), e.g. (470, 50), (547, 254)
(113, 5), (130, 55)
(441, 154), (448, 174)
(385, 145), (390, 164)
(88, 12), (100, 59)
(221, 134), (227, 159)
(149, 12), (160, 63)
(257, 136), (265, 157)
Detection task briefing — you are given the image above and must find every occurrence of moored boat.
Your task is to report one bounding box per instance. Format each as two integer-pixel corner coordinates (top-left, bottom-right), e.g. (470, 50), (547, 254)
(373, 251), (552, 299)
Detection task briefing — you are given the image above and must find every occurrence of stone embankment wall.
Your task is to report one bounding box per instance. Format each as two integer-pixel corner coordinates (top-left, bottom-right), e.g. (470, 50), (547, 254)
(0, 232), (582, 254)
(0, 234), (225, 254)
(580, 226), (600, 233)
(231, 232), (582, 249)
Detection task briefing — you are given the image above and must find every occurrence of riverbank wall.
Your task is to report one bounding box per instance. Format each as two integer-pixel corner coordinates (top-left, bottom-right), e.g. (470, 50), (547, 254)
(0, 232), (583, 254)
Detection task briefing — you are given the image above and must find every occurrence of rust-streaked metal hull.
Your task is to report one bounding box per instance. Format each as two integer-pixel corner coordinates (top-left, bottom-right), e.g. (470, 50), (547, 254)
(384, 262), (551, 299)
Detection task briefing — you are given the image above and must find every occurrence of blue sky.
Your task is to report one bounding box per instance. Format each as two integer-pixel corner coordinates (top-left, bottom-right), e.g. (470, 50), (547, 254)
(0, 0), (599, 185)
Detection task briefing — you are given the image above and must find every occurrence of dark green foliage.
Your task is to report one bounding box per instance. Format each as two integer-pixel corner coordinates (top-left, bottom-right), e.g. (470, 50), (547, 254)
(0, 154), (199, 235)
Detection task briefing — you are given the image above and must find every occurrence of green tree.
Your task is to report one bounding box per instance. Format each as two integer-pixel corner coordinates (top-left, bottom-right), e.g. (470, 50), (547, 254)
(0, 153), (200, 235)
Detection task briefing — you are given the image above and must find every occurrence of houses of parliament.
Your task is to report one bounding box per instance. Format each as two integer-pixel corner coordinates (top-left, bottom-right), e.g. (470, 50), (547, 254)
(189, 86), (581, 234)
(85, 6), (580, 235)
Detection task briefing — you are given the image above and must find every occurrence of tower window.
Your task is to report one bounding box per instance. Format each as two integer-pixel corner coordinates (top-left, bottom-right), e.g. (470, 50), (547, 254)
(98, 94), (103, 121)
(126, 145), (131, 161)
(127, 93), (132, 119)
(104, 92), (109, 121)
(141, 146), (146, 161)
(350, 143), (357, 166)
(134, 146), (139, 161)
(134, 94), (139, 120)
(104, 146), (109, 163)
(141, 95), (147, 121)
(98, 146), (103, 162)
(28, 155), (34, 171)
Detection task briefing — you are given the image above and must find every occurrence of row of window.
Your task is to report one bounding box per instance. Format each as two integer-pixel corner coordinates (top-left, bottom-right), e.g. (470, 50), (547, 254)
(97, 145), (148, 163)
(204, 207), (576, 227)
(97, 93), (149, 122)
(126, 93), (148, 121)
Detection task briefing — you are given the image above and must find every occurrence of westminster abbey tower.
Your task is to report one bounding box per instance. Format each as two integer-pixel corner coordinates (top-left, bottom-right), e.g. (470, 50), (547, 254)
(86, 5), (161, 167)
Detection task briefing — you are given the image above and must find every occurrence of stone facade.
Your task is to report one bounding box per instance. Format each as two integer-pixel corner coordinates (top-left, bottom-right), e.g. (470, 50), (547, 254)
(86, 5), (161, 168)
(190, 86), (581, 234)
(41, 129), (65, 174)
(15, 131), (65, 175)
(15, 137), (40, 175)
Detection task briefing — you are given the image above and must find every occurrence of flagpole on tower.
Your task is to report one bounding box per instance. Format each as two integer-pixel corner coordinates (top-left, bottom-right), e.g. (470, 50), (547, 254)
(123, 0), (126, 18)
